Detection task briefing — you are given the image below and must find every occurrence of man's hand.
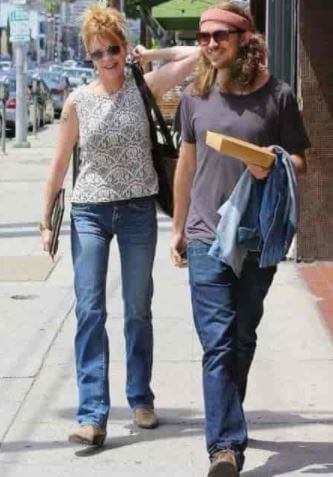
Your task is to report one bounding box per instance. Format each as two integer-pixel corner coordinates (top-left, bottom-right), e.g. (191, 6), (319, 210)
(247, 164), (271, 179)
(170, 232), (187, 268)
(248, 146), (275, 179)
(132, 44), (150, 67)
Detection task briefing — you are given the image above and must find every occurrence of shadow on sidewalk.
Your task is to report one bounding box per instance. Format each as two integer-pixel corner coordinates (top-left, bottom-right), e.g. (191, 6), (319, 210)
(243, 439), (333, 476)
(2, 408), (333, 475)
(62, 405), (205, 457)
(0, 406), (204, 458)
(243, 409), (333, 475)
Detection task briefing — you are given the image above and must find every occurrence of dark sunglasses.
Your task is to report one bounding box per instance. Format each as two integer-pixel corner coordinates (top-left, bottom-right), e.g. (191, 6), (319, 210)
(90, 44), (121, 61)
(196, 29), (244, 45)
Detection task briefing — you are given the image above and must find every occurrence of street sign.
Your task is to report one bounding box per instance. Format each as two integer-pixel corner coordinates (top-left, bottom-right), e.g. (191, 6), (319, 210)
(9, 6), (30, 43)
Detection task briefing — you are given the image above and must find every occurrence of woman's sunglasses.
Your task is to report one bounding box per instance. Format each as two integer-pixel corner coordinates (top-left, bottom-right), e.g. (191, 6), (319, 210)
(196, 29), (244, 46)
(90, 44), (121, 61)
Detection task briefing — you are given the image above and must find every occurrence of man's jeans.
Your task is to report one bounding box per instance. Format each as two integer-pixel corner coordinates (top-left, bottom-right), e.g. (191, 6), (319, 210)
(71, 197), (157, 429)
(187, 240), (276, 468)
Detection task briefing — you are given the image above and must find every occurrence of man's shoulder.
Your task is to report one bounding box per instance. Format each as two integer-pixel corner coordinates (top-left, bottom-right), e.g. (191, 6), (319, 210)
(181, 85), (217, 104)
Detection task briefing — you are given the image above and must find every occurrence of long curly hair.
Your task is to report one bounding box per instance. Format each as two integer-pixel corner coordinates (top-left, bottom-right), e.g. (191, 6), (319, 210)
(192, 2), (267, 96)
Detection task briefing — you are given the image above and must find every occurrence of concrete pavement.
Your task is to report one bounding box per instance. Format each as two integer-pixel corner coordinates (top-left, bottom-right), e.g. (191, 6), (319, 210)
(0, 124), (332, 476)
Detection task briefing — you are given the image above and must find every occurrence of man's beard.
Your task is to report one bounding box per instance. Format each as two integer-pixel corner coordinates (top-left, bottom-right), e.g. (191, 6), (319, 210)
(217, 57), (248, 92)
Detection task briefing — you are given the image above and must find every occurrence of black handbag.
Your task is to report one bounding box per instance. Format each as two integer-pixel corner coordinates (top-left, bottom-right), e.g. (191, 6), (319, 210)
(130, 61), (178, 217)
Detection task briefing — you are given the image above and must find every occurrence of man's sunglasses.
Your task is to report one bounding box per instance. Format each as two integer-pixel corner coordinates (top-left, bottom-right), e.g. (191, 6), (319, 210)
(90, 44), (121, 61)
(196, 29), (244, 46)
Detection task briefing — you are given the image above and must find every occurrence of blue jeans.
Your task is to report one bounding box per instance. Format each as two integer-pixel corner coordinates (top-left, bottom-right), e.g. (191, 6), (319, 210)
(187, 241), (276, 469)
(71, 197), (157, 429)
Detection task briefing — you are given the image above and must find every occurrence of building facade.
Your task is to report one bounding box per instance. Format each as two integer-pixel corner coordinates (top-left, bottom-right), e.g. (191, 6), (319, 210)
(253, 0), (333, 261)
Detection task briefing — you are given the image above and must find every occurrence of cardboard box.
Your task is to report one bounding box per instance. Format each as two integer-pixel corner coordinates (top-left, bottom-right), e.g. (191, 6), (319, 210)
(206, 131), (275, 168)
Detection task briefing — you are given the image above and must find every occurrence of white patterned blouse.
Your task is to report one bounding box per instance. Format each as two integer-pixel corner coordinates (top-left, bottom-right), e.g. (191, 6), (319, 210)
(71, 70), (158, 203)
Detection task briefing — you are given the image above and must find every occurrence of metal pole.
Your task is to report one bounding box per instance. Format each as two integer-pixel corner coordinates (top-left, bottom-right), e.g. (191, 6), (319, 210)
(14, 43), (30, 148)
(1, 101), (6, 155)
(33, 92), (38, 136)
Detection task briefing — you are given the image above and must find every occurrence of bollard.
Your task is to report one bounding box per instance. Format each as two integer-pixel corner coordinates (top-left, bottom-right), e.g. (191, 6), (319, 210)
(0, 78), (9, 155)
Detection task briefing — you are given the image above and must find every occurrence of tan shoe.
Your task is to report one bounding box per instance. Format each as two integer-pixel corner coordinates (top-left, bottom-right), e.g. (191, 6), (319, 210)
(134, 407), (158, 429)
(68, 424), (106, 447)
(207, 449), (239, 477)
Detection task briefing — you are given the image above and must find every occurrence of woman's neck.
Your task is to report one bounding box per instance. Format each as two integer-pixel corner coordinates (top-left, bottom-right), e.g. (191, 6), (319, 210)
(95, 72), (126, 95)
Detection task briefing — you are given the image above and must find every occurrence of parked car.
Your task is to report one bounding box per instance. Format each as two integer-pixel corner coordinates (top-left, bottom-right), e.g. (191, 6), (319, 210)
(38, 71), (68, 117)
(0, 60), (11, 72)
(49, 64), (64, 74)
(0, 72), (54, 133)
(62, 60), (77, 68)
(76, 59), (94, 69)
(62, 67), (95, 87)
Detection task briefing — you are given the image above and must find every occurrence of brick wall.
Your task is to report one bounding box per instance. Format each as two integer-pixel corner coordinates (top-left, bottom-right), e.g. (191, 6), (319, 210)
(297, 0), (333, 260)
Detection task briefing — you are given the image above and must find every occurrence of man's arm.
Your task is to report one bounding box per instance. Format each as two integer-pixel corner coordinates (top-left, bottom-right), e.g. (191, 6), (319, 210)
(248, 149), (307, 179)
(171, 141), (197, 267)
(290, 153), (307, 175)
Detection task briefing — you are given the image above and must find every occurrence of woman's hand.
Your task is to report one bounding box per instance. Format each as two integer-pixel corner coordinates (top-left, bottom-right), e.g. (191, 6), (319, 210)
(40, 227), (52, 253)
(170, 232), (187, 268)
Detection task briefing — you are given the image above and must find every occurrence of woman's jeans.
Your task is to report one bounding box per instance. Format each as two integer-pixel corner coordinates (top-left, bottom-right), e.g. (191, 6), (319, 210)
(71, 197), (157, 429)
(187, 241), (276, 469)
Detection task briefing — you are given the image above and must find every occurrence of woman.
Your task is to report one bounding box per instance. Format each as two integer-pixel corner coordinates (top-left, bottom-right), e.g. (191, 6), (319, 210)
(40, 3), (199, 446)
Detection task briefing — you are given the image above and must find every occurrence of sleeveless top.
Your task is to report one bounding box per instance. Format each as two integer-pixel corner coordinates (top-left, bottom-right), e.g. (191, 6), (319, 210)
(71, 71), (158, 203)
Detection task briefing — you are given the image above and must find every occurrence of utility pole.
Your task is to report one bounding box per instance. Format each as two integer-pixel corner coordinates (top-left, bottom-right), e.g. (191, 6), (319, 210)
(109, 0), (120, 10)
(10, 0), (30, 148)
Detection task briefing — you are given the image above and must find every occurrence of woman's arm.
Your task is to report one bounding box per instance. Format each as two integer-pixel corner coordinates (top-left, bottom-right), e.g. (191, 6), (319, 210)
(171, 141), (197, 267)
(133, 44), (200, 98)
(41, 95), (79, 251)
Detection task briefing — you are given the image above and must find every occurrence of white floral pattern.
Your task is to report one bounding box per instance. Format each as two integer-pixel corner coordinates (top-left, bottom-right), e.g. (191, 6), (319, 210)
(71, 71), (158, 203)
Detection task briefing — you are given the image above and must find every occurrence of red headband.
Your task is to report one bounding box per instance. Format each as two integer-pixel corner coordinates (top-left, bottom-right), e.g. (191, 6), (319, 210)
(200, 8), (251, 31)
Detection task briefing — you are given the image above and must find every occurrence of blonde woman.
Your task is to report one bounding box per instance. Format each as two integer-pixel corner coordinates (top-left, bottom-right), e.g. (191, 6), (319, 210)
(40, 3), (199, 446)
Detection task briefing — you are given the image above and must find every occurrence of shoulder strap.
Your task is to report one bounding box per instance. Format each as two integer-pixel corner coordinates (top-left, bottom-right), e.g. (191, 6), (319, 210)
(129, 61), (176, 150)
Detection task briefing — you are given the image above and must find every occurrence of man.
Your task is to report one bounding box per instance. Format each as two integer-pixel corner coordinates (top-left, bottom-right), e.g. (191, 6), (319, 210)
(171, 2), (310, 476)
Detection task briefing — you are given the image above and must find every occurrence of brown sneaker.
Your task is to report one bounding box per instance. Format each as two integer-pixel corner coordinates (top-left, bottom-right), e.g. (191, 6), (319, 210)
(207, 449), (239, 477)
(134, 407), (158, 429)
(68, 424), (106, 447)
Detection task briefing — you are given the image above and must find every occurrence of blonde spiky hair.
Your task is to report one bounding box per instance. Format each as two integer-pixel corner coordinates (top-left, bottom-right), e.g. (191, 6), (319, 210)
(81, 3), (127, 51)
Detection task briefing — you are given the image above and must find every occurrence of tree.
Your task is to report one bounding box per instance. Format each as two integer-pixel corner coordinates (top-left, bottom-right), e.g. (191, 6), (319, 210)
(124, 0), (166, 19)
(41, 0), (74, 15)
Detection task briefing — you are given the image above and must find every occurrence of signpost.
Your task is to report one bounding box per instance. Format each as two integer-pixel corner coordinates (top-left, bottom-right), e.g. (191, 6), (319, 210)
(10, 0), (30, 148)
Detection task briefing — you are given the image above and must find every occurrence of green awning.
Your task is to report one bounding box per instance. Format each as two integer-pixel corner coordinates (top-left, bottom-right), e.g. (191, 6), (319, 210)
(152, 0), (216, 31)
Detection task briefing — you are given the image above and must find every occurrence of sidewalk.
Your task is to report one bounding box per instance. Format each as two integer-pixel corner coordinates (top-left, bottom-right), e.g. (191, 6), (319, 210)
(0, 125), (332, 476)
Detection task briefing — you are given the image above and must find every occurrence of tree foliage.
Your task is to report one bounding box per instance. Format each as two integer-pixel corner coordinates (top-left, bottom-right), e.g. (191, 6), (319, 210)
(125, 0), (150, 19)
(42, 0), (75, 15)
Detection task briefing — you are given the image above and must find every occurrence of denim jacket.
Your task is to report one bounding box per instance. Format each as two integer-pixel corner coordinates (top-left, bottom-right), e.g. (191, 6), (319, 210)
(209, 146), (298, 277)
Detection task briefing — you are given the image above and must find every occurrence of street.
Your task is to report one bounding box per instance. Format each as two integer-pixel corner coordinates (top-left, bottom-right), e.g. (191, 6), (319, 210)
(0, 123), (332, 476)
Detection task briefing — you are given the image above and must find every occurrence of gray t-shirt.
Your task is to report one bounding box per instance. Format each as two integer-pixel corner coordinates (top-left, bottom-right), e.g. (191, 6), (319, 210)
(180, 76), (311, 243)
